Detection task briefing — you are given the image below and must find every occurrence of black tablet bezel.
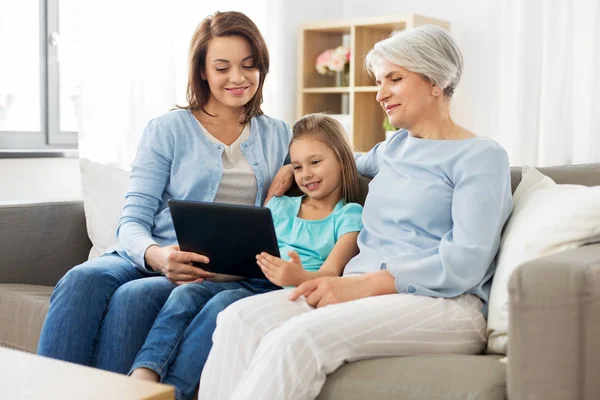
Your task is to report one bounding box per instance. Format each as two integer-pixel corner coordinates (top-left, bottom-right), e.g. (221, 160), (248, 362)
(168, 199), (280, 280)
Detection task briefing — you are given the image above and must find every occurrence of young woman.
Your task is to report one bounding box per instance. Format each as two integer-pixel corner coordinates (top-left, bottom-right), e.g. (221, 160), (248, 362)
(128, 114), (363, 400)
(198, 25), (514, 400)
(37, 11), (291, 374)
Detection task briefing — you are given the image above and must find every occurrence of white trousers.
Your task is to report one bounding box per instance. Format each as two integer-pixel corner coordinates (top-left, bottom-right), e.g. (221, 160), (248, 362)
(198, 289), (487, 400)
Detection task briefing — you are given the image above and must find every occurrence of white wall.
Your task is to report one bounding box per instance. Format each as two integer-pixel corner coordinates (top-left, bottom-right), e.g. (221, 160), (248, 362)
(265, 0), (344, 122)
(0, 158), (82, 202)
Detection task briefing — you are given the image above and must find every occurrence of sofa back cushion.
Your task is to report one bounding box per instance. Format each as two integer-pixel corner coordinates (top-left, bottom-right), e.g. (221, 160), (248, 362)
(510, 163), (600, 193)
(79, 158), (600, 267)
(487, 165), (600, 354)
(80, 158), (130, 259)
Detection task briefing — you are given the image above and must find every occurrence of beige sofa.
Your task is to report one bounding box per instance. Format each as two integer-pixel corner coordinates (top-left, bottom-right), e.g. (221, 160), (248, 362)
(1, 164), (600, 400)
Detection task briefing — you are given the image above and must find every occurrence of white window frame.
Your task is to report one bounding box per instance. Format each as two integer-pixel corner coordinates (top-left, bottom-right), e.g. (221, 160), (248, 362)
(0, 0), (77, 150)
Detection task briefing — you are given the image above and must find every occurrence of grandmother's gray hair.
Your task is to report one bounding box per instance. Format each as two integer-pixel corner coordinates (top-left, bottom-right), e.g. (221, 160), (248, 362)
(365, 25), (463, 98)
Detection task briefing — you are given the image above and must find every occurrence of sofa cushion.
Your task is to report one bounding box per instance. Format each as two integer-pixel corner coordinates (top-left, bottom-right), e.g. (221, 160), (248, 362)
(0, 284), (52, 353)
(0, 201), (91, 286)
(318, 355), (505, 400)
(487, 166), (600, 354)
(80, 158), (130, 259)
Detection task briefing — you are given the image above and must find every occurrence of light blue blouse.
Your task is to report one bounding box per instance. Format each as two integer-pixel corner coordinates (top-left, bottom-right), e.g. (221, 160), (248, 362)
(346, 130), (513, 307)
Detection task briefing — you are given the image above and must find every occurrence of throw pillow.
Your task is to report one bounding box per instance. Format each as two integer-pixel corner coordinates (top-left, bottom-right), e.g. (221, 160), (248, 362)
(486, 166), (600, 354)
(79, 158), (130, 259)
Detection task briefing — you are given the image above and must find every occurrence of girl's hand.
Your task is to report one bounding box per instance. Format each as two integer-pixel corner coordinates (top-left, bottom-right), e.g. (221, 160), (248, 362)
(144, 244), (215, 285)
(264, 165), (294, 205)
(256, 251), (308, 287)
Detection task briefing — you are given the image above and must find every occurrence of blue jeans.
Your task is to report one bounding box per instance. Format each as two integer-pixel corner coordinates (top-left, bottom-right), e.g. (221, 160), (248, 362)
(37, 254), (177, 373)
(130, 278), (280, 400)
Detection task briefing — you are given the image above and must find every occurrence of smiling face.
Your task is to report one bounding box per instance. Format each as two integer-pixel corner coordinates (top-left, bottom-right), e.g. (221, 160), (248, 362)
(202, 35), (260, 112)
(374, 58), (438, 130)
(290, 136), (343, 204)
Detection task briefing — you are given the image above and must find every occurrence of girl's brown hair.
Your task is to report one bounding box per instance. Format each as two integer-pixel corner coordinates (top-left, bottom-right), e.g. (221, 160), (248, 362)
(180, 11), (269, 123)
(292, 114), (360, 204)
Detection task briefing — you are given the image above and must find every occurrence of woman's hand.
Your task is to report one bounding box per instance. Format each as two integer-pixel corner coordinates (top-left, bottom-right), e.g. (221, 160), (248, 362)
(264, 165), (294, 205)
(289, 271), (397, 307)
(256, 251), (308, 287)
(144, 244), (215, 285)
(288, 276), (369, 308)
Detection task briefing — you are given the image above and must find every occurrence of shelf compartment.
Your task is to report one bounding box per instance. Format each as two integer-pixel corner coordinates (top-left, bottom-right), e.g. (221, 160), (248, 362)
(353, 23), (408, 87)
(302, 93), (347, 115)
(353, 92), (386, 152)
(301, 28), (351, 89)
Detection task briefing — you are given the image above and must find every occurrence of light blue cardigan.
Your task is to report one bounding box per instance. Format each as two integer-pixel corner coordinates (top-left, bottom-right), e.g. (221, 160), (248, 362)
(110, 109), (292, 270)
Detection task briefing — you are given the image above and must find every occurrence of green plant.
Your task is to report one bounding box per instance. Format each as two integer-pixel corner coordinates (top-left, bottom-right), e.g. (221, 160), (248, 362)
(382, 115), (396, 131)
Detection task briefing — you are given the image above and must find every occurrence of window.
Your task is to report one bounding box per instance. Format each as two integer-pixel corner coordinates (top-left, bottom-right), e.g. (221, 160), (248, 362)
(0, 0), (78, 149)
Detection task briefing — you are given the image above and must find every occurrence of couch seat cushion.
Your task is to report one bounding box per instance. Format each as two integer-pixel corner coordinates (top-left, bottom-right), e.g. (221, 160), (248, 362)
(318, 354), (505, 400)
(0, 284), (52, 353)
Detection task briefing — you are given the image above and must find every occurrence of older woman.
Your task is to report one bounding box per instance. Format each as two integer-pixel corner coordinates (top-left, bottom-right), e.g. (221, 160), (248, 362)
(198, 25), (513, 400)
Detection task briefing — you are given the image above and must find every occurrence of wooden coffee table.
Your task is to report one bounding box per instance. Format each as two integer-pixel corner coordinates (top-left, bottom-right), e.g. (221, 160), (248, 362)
(0, 347), (175, 399)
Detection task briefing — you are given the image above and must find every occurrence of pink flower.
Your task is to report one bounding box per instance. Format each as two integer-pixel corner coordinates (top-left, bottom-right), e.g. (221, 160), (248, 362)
(315, 46), (349, 75)
(316, 49), (333, 67)
(327, 57), (344, 72)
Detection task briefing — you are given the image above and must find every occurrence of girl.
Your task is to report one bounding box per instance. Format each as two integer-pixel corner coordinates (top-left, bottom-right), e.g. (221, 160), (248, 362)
(38, 11), (291, 374)
(128, 113), (364, 400)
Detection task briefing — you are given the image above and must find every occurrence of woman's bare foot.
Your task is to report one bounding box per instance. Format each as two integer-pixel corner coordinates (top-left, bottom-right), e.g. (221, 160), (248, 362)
(130, 367), (160, 382)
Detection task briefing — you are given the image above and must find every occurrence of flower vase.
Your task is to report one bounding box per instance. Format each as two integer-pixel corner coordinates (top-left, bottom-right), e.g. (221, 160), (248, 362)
(335, 67), (350, 87)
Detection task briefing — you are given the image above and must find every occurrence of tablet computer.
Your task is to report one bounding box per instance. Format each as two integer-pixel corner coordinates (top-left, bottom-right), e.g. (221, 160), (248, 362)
(168, 199), (280, 280)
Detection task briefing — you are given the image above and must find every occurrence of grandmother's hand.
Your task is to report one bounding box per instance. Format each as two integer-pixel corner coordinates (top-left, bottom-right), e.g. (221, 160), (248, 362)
(264, 165), (294, 205)
(144, 244), (215, 285)
(289, 276), (370, 308)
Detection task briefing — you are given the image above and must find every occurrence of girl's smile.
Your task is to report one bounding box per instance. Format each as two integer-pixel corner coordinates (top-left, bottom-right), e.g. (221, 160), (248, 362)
(290, 136), (343, 208)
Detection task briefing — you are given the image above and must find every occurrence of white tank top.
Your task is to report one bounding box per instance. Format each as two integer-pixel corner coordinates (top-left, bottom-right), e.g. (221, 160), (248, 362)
(197, 121), (258, 206)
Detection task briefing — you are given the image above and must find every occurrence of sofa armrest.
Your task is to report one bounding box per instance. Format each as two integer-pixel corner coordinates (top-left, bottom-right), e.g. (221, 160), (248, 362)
(507, 243), (600, 400)
(0, 201), (91, 286)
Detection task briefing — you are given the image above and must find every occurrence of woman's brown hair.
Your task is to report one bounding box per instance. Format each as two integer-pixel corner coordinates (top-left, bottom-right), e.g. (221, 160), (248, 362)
(292, 114), (360, 204)
(181, 11), (269, 123)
